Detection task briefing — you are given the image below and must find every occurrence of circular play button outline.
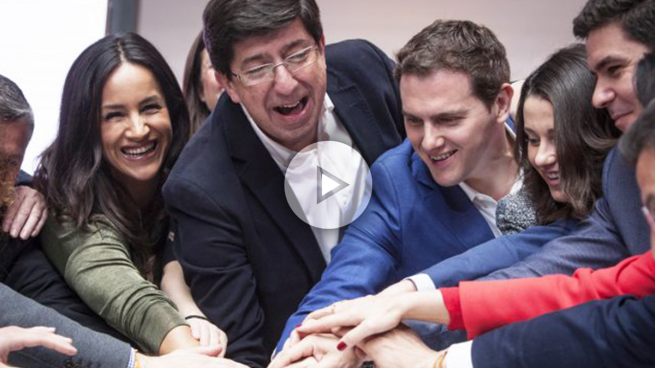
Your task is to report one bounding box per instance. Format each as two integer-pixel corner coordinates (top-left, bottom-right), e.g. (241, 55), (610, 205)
(284, 141), (373, 230)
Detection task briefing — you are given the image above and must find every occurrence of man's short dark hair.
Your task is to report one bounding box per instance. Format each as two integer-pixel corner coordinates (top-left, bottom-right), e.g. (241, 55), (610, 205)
(0, 74), (33, 126)
(573, 0), (655, 50)
(394, 19), (510, 109)
(202, 0), (323, 80)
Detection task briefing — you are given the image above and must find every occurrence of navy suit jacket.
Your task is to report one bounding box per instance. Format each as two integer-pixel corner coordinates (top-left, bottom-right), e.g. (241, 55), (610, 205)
(163, 40), (404, 368)
(278, 139), (499, 350)
(472, 294), (655, 368)
(470, 147), (652, 365)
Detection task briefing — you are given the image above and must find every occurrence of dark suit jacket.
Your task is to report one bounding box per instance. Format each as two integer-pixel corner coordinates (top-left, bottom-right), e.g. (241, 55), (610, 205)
(163, 39), (404, 367)
(472, 294), (655, 368)
(470, 147), (652, 366)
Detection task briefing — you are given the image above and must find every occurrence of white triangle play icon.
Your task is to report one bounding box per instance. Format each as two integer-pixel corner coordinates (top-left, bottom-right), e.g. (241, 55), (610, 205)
(317, 166), (349, 204)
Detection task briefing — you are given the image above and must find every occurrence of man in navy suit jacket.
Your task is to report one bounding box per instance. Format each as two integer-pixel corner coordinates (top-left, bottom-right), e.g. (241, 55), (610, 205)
(274, 19), (525, 362)
(163, 1), (405, 366)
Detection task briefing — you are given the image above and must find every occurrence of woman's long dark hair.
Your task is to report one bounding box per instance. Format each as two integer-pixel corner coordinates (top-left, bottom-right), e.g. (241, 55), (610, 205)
(35, 33), (190, 278)
(515, 44), (620, 224)
(183, 31), (211, 135)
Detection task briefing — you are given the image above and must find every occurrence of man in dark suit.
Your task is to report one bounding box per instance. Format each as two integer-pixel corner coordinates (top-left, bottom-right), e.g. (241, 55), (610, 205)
(162, 0), (404, 366)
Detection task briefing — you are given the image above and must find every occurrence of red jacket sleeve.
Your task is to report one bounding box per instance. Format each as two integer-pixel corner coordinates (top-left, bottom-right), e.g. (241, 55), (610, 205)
(454, 252), (655, 339)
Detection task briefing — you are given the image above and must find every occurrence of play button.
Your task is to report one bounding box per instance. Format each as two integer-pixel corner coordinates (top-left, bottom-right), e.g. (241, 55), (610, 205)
(284, 141), (373, 230)
(317, 166), (349, 204)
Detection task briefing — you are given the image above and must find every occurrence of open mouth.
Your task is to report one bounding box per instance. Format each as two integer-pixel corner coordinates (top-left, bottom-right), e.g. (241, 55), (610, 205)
(429, 150), (457, 162)
(121, 141), (157, 158)
(546, 172), (559, 181)
(274, 97), (308, 116)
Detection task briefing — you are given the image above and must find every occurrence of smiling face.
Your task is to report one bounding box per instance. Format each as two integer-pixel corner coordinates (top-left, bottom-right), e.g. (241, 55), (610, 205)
(219, 18), (327, 152)
(100, 62), (172, 191)
(401, 70), (509, 189)
(586, 22), (649, 132)
(200, 49), (223, 112)
(636, 148), (655, 258)
(523, 96), (566, 203)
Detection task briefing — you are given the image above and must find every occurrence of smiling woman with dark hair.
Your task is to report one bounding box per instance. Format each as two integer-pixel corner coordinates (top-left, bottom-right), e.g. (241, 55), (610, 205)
(34, 33), (225, 356)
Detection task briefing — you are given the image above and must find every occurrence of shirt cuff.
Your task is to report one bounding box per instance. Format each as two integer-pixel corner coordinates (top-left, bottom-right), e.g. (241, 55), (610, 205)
(406, 273), (436, 291)
(126, 348), (136, 368)
(445, 341), (474, 368)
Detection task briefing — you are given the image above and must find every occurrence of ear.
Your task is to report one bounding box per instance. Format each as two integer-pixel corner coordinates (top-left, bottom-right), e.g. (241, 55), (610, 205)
(494, 83), (513, 124)
(216, 71), (241, 104)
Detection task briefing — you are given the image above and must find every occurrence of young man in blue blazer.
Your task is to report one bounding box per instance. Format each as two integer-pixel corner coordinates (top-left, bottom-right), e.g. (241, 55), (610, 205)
(274, 19), (526, 363)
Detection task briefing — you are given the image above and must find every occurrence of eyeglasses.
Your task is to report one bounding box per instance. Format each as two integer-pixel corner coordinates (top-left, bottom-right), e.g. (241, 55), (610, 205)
(232, 45), (319, 86)
(643, 205), (654, 228)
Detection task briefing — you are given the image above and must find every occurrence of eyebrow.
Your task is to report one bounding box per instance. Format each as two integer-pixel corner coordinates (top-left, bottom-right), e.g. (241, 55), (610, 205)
(239, 39), (312, 69)
(592, 55), (626, 72)
(102, 95), (162, 110)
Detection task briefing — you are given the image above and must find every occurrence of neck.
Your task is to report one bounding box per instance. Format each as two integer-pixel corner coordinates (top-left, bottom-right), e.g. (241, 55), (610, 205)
(119, 176), (159, 211)
(464, 128), (518, 201)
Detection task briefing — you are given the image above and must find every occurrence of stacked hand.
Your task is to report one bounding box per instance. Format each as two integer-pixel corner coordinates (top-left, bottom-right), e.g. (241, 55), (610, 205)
(0, 326), (77, 367)
(186, 317), (228, 356)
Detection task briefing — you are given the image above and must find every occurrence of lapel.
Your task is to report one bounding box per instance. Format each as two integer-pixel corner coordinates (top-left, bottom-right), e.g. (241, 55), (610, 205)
(327, 69), (387, 165)
(221, 101), (326, 280)
(411, 151), (495, 249)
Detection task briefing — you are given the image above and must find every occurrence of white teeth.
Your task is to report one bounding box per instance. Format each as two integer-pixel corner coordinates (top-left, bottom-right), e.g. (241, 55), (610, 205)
(430, 151), (454, 161)
(547, 173), (559, 180)
(280, 101), (300, 109)
(123, 142), (155, 156)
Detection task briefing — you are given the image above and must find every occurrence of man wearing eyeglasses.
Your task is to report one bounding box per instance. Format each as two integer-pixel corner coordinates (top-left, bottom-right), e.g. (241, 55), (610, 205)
(162, 1), (404, 367)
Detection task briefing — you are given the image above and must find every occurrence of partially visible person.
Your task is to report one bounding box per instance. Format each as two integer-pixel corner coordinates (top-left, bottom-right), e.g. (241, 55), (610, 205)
(35, 33), (225, 355)
(182, 30), (224, 134)
(0, 75), (46, 241)
(164, 0), (405, 365)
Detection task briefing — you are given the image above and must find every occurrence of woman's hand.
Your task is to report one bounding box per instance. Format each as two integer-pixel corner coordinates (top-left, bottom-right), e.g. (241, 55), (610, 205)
(186, 317), (228, 356)
(0, 326), (77, 365)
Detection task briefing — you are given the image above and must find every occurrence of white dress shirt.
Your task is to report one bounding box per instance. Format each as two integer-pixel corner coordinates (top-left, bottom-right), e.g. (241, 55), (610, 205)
(242, 93), (360, 263)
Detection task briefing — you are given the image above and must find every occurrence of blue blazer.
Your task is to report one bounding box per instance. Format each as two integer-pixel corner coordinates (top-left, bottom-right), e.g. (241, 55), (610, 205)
(164, 40), (405, 368)
(278, 139), (499, 350)
(470, 147), (652, 366)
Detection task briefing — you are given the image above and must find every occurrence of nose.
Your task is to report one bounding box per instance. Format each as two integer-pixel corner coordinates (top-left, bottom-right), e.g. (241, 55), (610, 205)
(421, 123), (445, 152)
(272, 64), (299, 95)
(592, 77), (615, 109)
(534, 140), (557, 168)
(125, 114), (150, 140)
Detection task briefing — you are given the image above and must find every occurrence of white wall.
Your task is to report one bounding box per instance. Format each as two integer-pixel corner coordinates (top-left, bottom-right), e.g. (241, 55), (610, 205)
(0, 0), (107, 174)
(138, 0), (588, 84)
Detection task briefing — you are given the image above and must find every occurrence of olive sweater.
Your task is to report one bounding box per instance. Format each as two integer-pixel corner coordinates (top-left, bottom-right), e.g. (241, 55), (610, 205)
(41, 216), (186, 354)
